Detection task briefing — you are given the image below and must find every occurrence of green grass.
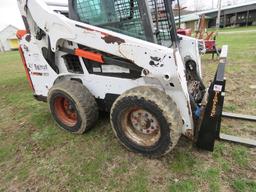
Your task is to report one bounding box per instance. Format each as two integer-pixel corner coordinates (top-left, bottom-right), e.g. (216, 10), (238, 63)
(0, 26), (255, 191)
(224, 104), (237, 112)
(231, 146), (249, 167)
(232, 179), (256, 192)
(125, 168), (148, 192)
(220, 26), (256, 32)
(192, 167), (221, 192)
(202, 27), (256, 115)
(169, 180), (197, 192)
(0, 51), (24, 83)
(208, 25), (256, 32)
(0, 145), (15, 163)
(169, 150), (197, 173)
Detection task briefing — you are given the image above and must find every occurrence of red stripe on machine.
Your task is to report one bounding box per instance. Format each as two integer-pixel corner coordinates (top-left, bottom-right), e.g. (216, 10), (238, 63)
(18, 46), (34, 91)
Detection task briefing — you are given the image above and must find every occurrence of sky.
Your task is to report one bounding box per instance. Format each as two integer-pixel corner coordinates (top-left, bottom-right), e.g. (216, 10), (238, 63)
(0, 0), (24, 30)
(0, 0), (64, 30)
(0, 0), (256, 31)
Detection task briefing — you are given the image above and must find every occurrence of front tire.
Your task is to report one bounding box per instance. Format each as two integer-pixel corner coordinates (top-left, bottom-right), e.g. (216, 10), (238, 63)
(48, 80), (98, 134)
(110, 86), (183, 157)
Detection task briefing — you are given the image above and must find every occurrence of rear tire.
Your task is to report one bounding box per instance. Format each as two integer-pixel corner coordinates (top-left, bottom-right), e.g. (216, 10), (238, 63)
(110, 86), (183, 157)
(48, 80), (98, 134)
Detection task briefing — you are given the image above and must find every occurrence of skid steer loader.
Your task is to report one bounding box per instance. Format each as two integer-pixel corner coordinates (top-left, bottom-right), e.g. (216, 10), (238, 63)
(16, 0), (229, 157)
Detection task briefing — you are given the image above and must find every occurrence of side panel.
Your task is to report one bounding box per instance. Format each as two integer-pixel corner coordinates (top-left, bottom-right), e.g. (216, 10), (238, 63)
(19, 35), (58, 96)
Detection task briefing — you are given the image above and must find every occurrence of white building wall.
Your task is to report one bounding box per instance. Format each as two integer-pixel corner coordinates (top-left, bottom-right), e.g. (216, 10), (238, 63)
(0, 25), (18, 52)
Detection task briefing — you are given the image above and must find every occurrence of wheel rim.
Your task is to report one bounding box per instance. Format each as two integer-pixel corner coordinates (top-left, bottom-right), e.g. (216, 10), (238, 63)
(54, 96), (78, 127)
(121, 108), (161, 147)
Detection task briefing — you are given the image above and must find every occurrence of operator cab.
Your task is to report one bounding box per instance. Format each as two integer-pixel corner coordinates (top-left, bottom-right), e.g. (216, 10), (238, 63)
(68, 0), (178, 47)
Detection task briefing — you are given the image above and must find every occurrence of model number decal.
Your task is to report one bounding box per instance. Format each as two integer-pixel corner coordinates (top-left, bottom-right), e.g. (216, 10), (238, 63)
(34, 64), (48, 71)
(28, 63), (48, 71)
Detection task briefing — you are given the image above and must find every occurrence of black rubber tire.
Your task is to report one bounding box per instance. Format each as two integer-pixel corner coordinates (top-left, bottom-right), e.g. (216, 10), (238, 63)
(110, 86), (183, 157)
(48, 80), (98, 134)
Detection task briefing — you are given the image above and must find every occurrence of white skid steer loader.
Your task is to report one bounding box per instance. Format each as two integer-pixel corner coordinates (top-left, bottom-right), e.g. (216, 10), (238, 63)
(16, 0), (230, 157)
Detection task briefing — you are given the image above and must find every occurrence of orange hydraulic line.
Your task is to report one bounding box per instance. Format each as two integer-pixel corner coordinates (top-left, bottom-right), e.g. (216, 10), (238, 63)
(74, 48), (104, 63)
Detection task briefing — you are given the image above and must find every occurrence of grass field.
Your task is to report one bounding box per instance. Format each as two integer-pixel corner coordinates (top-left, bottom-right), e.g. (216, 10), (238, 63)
(0, 29), (255, 191)
(209, 26), (256, 32)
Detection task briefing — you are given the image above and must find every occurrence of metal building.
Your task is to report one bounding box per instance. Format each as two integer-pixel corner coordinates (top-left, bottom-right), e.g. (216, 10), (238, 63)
(177, 1), (256, 31)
